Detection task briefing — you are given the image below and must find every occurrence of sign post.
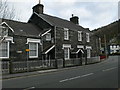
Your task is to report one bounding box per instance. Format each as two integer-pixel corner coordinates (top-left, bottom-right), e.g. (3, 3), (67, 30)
(26, 49), (30, 72)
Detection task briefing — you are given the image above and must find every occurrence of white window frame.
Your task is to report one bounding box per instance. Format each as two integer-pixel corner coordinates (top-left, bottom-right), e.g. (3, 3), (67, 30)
(64, 28), (69, 40)
(0, 26), (8, 37)
(0, 41), (9, 59)
(78, 31), (82, 41)
(29, 43), (38, 58)
(87, 49), (91, 58)
(26, 38), (41, 44)
(64, 48), (70, 60)
(77, 45), (84, 49)
(63, 44), (71, 60)
(86, 46), (92, 58)
(86, 33), (90, 42)
(46, 33), (51, 41)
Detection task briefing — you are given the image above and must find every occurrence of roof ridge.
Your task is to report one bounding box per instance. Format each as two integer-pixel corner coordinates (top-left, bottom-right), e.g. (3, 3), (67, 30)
(38, 13), (86, 30)
(2, 18), (27, 24)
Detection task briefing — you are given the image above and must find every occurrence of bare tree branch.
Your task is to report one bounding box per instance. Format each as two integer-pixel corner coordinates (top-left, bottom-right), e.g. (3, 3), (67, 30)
(0, 0), (15, 19)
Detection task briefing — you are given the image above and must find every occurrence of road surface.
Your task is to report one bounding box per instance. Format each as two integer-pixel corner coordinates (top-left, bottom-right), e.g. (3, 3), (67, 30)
(2, 56), (119, 88)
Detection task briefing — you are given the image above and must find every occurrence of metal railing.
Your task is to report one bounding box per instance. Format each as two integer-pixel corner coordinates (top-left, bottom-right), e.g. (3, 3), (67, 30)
(1, 57), (100, 74)
(1, 61), (9, 74)
(11, 60), (56, 73)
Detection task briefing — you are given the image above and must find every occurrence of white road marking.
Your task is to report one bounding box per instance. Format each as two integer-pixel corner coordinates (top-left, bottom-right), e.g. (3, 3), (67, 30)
(81, 73), (94, 77)
(23, 87), (35, 90)
(102, 67), (117, 72)
(59, 73), (94, 83)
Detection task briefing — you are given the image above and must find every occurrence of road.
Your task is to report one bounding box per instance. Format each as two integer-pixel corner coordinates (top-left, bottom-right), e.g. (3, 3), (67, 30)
(2, 56), (119, 88)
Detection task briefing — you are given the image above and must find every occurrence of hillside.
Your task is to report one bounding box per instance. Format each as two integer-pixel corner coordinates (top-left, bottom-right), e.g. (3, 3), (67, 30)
(92, 20), (120, 44)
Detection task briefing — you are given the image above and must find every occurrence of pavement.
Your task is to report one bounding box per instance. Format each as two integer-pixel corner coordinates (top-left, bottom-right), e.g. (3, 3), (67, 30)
(1, 69), (58, 80)
(2, 56), (118, 88)
(1, 56), (102, 80)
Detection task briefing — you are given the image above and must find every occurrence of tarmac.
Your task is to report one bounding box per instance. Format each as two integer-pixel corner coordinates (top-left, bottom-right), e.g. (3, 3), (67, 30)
(1, 60), (102, 80)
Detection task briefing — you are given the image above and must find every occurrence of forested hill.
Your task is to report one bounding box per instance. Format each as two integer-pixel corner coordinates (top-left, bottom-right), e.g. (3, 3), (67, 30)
(92, 20), (120, 44)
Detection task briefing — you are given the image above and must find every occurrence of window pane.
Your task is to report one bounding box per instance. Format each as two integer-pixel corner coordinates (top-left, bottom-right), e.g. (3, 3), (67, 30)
(29, 50), (36, 56)
(29, 43), (38, 57)
(64, 48), (69, 59)
(78, 32), (82, 41)
(64, 30), (68, 40)
(30, 43), (36, 50)
(46, 33), (51, 41)
(86, 33), (90, 42)
(0, 42), (8, 58)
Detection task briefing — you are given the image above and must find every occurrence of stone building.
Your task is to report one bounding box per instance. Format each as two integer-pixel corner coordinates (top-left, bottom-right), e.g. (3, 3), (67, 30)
(0, 2), (99, 65)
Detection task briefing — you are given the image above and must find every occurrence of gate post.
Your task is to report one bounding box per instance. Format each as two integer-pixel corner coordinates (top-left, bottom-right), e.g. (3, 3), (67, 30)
(9, 60), (13, 74)
(63, 58), (65, 68)
(85, 50), (88, 65)
(55, 59), (58, 69)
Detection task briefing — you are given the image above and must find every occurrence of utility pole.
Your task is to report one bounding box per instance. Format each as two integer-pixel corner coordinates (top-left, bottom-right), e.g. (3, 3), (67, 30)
(26, 49), (30, 72)
(104, 35), (107, 59)
(99, 37), (102, 54)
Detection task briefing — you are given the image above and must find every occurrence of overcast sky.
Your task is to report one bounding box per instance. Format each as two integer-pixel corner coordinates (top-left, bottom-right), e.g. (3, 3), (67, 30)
(7, 0), (118, 30)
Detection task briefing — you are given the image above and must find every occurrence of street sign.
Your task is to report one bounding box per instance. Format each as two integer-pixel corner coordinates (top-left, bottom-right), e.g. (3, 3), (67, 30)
(26, 49), (30, 52)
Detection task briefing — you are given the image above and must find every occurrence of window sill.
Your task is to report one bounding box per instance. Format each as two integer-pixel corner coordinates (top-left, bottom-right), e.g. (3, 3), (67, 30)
(29, 56), (38, 59)
(0, 57), (9, 59)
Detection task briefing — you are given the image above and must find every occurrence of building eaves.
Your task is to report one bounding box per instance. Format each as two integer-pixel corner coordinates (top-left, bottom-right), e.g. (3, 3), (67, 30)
(1, 19), (42, 37)
(34, 13), (88, 32)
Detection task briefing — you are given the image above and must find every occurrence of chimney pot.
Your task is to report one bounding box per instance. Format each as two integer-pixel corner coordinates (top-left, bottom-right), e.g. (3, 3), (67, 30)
(70, 15), (79, 25)
(32, 4), (44, 14)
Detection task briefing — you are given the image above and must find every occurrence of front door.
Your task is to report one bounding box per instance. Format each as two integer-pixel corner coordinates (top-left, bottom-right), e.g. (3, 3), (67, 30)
(87, 49), (91, 58)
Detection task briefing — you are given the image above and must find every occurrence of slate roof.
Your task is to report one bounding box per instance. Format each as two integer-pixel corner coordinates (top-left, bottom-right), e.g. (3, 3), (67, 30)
(35, 13), (90, 32)
(42, 44), (55, 54)
(1, 19), (42, 37)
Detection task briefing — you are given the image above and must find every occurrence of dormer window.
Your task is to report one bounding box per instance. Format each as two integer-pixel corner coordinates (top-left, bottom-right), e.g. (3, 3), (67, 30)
(46, 33), (51, 41)
(64, 28), (69, 40)
(78, 31), (82, 41)
(0, 26), (8, 37)
(86, 33), (90, 42)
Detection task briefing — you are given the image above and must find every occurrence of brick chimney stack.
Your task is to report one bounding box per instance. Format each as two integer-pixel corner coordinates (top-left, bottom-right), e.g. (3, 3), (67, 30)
(70, 14), (79, 25)
(32, 0), (44, 14)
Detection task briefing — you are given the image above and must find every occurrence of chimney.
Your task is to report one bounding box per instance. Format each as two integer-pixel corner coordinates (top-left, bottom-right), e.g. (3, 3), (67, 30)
(32, 3), (44, 14)
(70, 14), (79, 25)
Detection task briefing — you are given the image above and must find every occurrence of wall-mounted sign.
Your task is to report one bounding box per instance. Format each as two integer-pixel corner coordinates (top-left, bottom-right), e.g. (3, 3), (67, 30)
(16, 51), (22, 54)
(26, 49), (30, 52)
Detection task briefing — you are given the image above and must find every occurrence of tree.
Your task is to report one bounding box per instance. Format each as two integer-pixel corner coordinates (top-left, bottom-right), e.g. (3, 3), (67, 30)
(0, 0), (17, 43)
(0, 0), (15, 20)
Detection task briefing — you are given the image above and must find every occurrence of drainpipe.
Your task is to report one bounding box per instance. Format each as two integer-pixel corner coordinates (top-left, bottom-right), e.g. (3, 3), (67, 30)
(54, 26), (58, 68)
(84, 45), (87, 65)
(85, 49), (87, 65)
